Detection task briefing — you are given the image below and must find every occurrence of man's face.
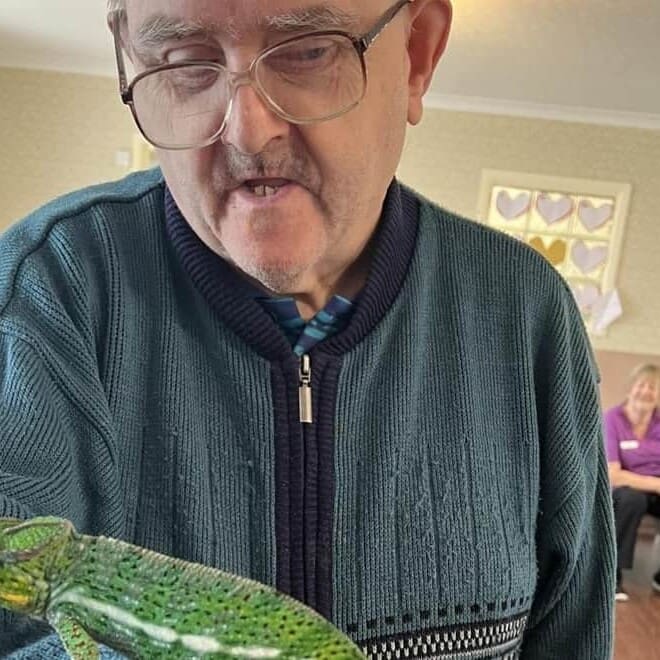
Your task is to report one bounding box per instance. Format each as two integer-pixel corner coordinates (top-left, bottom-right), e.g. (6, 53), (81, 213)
(123, 0), (416, 294)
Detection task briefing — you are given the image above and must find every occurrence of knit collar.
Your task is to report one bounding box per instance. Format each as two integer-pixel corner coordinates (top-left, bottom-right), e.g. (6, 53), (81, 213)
(165, 180), (419, 361)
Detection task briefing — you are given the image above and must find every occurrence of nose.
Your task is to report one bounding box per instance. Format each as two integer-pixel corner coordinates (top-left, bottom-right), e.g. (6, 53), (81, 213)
(220, 79), (291, 155)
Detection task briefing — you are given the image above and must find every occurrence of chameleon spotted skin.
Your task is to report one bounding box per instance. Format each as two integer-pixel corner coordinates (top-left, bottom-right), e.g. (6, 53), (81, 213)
(0, 518), (365, 659)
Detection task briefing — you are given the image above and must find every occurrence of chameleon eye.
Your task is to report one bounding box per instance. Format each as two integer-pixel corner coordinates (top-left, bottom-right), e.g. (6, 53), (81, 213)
(0, 518), (24, 550)
(0, 518), (73, 558)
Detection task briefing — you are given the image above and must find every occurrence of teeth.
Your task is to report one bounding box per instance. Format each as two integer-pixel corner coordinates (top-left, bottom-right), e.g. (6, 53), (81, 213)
(249, 184), (281, 197)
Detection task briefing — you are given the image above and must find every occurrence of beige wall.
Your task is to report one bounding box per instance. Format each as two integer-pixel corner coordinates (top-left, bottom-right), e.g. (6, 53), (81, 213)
(398, 110), (660, 357)
(0, 67), (134, 230)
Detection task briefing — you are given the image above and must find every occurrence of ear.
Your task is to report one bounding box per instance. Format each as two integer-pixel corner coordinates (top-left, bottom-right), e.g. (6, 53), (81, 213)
(406, 0), (453, 125)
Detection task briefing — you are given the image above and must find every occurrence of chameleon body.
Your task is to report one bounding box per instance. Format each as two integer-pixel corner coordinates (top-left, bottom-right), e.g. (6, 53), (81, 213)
(0, 517), (365, 659)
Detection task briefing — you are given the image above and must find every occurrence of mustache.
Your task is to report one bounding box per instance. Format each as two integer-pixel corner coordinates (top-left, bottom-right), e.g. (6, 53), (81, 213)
(219, 146), (317, 192)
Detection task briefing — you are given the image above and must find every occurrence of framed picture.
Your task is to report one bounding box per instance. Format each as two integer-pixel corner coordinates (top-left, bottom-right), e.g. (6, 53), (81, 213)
(477, 169), (632, 336)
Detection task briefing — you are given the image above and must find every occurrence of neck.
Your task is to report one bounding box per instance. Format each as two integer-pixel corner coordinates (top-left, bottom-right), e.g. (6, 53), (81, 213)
(269, 210), (379, 320)
(624, 401), (654, 427)
(293, 251), (371, 320)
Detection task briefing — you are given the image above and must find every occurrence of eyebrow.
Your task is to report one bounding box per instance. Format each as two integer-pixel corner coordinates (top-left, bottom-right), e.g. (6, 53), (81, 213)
(133, 15), (220, 55)
(265, 6), (361, 33)
(132, 5), (362, 54)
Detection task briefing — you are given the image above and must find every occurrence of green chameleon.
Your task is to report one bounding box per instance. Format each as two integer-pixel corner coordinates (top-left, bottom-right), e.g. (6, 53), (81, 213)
(0, 517), (365, 659)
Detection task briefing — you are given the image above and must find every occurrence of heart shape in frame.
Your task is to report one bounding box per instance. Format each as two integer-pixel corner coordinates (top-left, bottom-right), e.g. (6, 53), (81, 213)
(571, 241), (608, 274)
(578, 200), (613, 232)
(496, 190), (531, 220)
(537, 194), (573, 225)
(529, 237), (567, 266)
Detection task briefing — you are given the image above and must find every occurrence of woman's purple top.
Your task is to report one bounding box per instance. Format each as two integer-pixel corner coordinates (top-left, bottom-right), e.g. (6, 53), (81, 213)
(604, 404), (660, 476)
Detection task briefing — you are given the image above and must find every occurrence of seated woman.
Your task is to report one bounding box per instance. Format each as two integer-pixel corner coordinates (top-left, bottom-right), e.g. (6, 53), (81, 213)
(605, 363), (660, 601)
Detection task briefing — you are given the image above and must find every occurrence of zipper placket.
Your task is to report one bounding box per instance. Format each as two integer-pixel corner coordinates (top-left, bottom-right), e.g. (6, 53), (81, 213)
(296, 353), (314, 606)
(299, 354), (313, 424)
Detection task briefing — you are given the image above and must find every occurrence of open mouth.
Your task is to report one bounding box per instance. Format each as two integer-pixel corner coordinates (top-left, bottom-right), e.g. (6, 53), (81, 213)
(242, 178), (292, 198)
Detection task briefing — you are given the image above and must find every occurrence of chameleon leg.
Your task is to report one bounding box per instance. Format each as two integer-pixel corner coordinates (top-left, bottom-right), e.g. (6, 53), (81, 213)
(48, 610), (100, 660)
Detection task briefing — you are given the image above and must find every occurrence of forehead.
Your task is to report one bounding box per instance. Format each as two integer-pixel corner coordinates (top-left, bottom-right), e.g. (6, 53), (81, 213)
(124, 0), (375, 38)
(633, 375), (660, 387)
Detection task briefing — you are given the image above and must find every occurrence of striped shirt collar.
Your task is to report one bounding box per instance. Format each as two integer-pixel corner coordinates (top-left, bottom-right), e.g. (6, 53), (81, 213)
(257, 294), (354, 356)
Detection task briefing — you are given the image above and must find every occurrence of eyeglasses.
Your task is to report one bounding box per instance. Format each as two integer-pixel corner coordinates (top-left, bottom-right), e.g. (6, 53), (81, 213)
(110, 0), (412, 150)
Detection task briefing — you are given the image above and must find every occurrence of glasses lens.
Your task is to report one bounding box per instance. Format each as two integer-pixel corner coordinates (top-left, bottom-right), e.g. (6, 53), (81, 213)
(131, 64), (228, 149)
(256, 34), (365, 123)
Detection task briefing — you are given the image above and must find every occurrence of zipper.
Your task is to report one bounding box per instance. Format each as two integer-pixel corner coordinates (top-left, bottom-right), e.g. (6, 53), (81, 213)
(362, 615), (526, 660)
(299, 354), (313, 424)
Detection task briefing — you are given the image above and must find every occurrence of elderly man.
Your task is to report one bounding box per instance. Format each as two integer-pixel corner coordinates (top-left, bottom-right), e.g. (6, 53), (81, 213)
(0, 0), (614, 657)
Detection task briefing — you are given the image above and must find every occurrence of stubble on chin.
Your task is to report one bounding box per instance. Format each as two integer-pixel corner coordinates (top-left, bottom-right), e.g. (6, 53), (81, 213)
(239, 263), (306, 295)
(196, 212), (315, 295)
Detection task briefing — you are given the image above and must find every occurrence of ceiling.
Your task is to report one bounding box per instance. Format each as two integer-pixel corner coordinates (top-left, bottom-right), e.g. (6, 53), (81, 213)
(1, 0), (658, 129)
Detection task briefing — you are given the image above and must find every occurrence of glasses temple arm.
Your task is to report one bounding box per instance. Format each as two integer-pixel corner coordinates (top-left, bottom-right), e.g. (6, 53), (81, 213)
(109, 10), (130, 101)
(357, 0), (414, 52)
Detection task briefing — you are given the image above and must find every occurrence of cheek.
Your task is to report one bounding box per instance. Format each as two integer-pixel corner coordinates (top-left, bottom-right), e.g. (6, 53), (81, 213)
(361, 80), (408, 167)
(157, 150), (216, 208)
(158, 149), (209, 183)
(298, 55), (408, 181)
(316, 98), (407, 183)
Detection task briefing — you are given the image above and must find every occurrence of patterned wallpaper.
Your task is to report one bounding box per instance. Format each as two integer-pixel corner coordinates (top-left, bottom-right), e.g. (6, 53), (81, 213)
(0, 67), (134, 229)
(398, 110), (660, 357)
(1, 68), (658, 356)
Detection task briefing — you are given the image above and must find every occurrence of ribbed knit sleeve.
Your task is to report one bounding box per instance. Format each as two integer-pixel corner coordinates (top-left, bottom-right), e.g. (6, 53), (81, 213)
(521, 280), (615, 658)
(0, 203), (126, 653)
(0, 330), (122, 651)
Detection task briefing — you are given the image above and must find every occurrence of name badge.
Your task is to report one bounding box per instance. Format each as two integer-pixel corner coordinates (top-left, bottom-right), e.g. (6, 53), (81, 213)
(620, 440), (640, 450)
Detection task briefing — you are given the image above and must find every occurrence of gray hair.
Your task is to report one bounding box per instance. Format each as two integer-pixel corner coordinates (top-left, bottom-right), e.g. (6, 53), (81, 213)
(105, 2), (360, 33)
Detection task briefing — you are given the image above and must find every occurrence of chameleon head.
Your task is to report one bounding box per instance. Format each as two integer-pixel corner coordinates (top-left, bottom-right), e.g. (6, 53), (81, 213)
(0, 516), (74, 616)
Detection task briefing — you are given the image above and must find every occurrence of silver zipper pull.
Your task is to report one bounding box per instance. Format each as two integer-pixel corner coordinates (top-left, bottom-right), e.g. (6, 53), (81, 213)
(299, 354), (313, 424)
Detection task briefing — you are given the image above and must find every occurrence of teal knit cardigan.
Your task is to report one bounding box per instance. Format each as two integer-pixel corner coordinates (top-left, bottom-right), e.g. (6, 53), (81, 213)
(0, 170), (614, 658)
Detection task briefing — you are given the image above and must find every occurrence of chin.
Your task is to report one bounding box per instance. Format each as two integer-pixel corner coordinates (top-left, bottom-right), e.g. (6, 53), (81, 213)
(239, 260), (310, 295)
(231, 238), (325, 293)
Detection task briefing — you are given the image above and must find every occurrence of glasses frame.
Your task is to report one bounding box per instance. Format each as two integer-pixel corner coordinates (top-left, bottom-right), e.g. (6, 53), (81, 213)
(110, 0), (413, 150)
